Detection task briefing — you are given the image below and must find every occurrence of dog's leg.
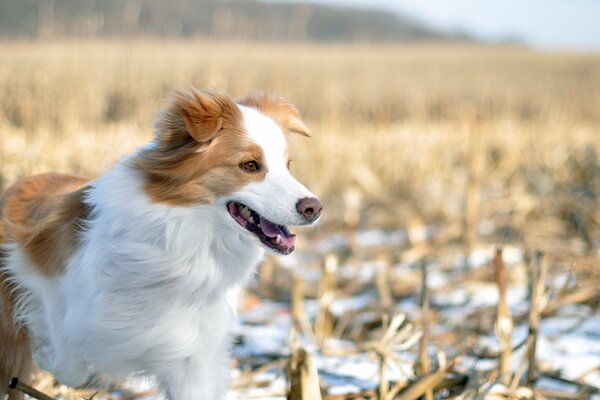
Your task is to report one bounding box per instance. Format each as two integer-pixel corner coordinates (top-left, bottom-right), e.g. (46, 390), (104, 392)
(44, 302), (92, 388)
(157, 354), (229, 400)
(0, 270), (33, 400)
(50, 354), (91, 388)
(0, 331), (32, 400)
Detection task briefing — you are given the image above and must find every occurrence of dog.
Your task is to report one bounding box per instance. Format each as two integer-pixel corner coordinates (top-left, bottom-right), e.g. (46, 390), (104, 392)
(0, 89), (322, 400)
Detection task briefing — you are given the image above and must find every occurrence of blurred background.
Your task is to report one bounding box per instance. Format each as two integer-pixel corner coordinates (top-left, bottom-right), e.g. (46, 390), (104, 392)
(0, 1), (599, 399)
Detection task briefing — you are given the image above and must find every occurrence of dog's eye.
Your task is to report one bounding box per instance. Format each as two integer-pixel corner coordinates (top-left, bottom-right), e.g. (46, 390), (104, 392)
(240, 160), (260, 173)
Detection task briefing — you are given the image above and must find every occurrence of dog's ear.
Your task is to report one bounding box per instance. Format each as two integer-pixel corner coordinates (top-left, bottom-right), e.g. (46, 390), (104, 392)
(174, 89), (237, 143)
(156, 89), (240, 148)
(239, 93), (311, 137)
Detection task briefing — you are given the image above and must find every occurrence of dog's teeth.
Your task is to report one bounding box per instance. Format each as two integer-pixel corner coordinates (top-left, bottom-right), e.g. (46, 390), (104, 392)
(275, 235), (281, 244)
(240, 207), (252, 219)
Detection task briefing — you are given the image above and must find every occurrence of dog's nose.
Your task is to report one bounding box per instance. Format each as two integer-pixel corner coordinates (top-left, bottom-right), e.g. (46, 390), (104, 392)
(296, 197), (323, 222)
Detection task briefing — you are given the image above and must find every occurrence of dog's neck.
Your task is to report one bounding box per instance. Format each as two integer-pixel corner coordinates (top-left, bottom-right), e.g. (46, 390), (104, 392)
(84, 160), (264, 302)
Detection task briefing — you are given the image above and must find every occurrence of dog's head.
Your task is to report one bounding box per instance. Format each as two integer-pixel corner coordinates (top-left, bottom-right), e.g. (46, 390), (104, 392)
(134, 89), (322, 255)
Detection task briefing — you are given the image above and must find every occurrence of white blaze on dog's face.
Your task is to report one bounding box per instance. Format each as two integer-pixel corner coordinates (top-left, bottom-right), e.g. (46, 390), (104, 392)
(222, 105), (321, 254)
(134, 90), (322, 255)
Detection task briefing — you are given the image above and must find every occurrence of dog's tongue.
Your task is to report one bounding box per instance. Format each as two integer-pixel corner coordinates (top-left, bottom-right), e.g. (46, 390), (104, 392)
(259, 215), (296, 252)
(260, 216), (284, 237)
(259, 216), (294, 239)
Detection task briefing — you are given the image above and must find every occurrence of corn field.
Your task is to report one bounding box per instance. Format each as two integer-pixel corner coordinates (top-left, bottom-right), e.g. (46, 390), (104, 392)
(0, 40), (599, 399)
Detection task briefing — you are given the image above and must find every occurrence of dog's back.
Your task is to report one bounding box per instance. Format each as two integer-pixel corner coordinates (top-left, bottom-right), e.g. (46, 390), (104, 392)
(0, 173), (89, 398)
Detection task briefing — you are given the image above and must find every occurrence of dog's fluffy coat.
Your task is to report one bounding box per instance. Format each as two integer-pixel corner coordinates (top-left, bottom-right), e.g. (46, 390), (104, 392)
(0, 90), (320, 399)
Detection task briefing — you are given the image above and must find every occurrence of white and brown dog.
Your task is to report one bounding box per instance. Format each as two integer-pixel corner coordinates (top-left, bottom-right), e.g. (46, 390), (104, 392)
(0, 89), (322, 399)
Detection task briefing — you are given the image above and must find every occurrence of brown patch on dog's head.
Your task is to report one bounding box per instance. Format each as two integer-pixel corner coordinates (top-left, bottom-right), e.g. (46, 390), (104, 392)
(133, 89), (268, 206)
(239, 93), (311, 137)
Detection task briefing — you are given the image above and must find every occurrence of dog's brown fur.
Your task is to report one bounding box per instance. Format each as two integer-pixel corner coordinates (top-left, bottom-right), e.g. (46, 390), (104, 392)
(133, 90), (270, 206)
(0, 231), (31, 400)
(0, 173), (90, 398)
(1, 173), (91, 277)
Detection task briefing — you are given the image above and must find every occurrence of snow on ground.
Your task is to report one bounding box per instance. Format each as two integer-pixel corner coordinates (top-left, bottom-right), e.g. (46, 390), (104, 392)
(226, 229), (600, 398)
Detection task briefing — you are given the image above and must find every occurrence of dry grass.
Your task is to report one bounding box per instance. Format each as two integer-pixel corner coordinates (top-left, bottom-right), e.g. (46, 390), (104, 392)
(1, 40), (599, 245)
(1, 40), (599, 399)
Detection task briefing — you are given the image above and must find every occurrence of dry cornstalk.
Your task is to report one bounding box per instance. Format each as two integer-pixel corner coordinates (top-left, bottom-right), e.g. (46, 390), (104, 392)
(233, 359), (286, 389)
(287, 331), (322, 400)
(343, 187), (362, 250)
(510, 350), (529, 391)
(526, 250), (547, 384)
(360, 314), (421, 400)
(539, 366), (600, 395)
(400, 244), (433, 265)
(378, 351), (389, 400)
(292, 271), (305, 333)
(375, 256), (393, 309)
(462, 120), (484, 270)
(418, 260), (433, 400)
(407, 216), (429, 246)
(8, 378), (56, 400)
(575, 364), (600, 383)
(322, 389), (377, 399)
(291, 272), (315, 341)
(315, 254), (337, 343)
(543, 286), (599, 317)
(534, 388), (591, 400)
(494, 247), (513, 385)
(395, 360), (456, 400)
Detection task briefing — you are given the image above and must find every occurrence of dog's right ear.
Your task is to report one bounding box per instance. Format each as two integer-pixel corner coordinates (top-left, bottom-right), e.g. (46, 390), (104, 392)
(175, 90), (225, 143)
(157, 89), (239, 148)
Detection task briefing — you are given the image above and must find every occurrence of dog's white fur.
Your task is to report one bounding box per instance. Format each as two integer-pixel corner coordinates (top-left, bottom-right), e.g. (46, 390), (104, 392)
(3, 101), (318, 399)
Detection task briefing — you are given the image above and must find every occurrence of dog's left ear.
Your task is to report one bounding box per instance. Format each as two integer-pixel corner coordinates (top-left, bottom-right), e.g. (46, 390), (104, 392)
(239, 93), (311, 137)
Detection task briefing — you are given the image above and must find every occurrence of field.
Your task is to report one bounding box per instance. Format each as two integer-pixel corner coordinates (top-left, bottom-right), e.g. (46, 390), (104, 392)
(1, 41), (599, 399)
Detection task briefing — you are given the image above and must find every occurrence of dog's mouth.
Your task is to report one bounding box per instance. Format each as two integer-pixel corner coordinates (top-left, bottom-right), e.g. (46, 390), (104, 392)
(227, 201), (296, 255)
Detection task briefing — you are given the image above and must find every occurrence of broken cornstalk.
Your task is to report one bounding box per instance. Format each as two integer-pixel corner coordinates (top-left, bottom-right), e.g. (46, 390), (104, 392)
(494, 247), (513, 385)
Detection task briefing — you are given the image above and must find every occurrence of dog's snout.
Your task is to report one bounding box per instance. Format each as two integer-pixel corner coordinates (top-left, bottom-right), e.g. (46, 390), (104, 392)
(296, 197), (323, 222)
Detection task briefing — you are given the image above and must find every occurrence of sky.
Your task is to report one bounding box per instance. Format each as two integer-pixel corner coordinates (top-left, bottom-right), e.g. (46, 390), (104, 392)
(273, 0), (600, 51)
